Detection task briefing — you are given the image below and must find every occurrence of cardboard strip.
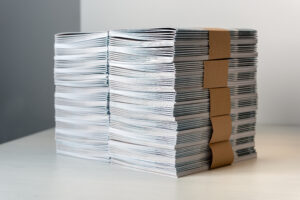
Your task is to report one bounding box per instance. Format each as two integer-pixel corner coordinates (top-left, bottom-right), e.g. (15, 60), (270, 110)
(204, 28), (233, 169)
(209, 141), (234, 169)
(207, 28), (231, 60)
(210, 115), (232, 143)
(204, 60), (229, 89)
(209, 87), (231, 117)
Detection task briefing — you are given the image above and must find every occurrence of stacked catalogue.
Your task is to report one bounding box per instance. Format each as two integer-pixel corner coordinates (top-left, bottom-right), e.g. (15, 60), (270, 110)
(109, 28), (258, 177)
(54, 32), (109, 161)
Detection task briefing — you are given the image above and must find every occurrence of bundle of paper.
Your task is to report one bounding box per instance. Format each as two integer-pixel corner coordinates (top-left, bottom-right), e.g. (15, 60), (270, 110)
(109, 28), (257, 177)
(54, 32), (109, 161)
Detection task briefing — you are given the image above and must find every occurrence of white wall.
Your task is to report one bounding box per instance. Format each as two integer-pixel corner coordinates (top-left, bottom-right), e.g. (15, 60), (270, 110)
(81, 0), (300, 125)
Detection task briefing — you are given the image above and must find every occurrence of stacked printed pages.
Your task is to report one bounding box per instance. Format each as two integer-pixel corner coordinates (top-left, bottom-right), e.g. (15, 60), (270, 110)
(54, 32), (109, 161)
(109, 28), (257, 177)
(53, 28), (258, 177)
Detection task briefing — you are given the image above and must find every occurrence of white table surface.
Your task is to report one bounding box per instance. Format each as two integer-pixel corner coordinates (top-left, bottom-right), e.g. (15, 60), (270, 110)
(0, 125), (300, 200)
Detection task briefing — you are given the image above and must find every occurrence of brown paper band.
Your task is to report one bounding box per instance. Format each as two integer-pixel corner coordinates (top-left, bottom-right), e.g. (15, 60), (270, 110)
(204, 60), (229, 89)
(209, 141), (234, 169)
(210, 115), (232, 143)
(209, 87), (231, 117)
(204, 28), (233, 169)
(207, 28), (231, 59)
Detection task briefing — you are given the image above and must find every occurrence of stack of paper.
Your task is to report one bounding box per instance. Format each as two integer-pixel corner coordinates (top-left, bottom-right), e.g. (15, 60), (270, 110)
(108, 28), (258, 177)
(54, 32), (109, 161)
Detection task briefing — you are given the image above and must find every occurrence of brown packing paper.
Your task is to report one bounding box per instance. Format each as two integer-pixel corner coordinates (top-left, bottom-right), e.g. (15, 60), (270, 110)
(203, 60), (229, 89)
(209, 141), (234, 168)
(209, 87), (231, 117)
(207, 28), (231, 59)
(204, 28), (233, 169)
(210, 115), (232, 143)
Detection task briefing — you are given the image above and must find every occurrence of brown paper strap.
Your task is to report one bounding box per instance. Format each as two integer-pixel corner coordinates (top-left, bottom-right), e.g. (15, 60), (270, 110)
(209, 141), (234, 169)
(210, 115), (232, 143)
(204, 60), (229, 89)
(209, 87), (231, 117)
(206, 28), (231, 59)
(204, 28), (233, 169)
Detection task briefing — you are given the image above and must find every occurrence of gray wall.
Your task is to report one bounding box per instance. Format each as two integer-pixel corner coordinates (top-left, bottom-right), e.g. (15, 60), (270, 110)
(81, 0), (300, 126)
(0, 0), (80, 143)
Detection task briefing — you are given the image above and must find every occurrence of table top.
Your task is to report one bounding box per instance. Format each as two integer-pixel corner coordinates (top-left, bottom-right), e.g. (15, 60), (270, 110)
(0, 125), (299, 200)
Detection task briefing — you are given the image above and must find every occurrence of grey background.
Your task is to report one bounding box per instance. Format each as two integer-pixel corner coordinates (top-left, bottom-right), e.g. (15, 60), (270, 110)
(81, 0), (300, 126)
(0, 0), (80, 143)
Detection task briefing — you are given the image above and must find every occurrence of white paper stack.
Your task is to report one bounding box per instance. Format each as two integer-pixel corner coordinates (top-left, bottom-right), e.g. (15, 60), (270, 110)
(108, 28), (258, 177)
(54, 32), (109, 161)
